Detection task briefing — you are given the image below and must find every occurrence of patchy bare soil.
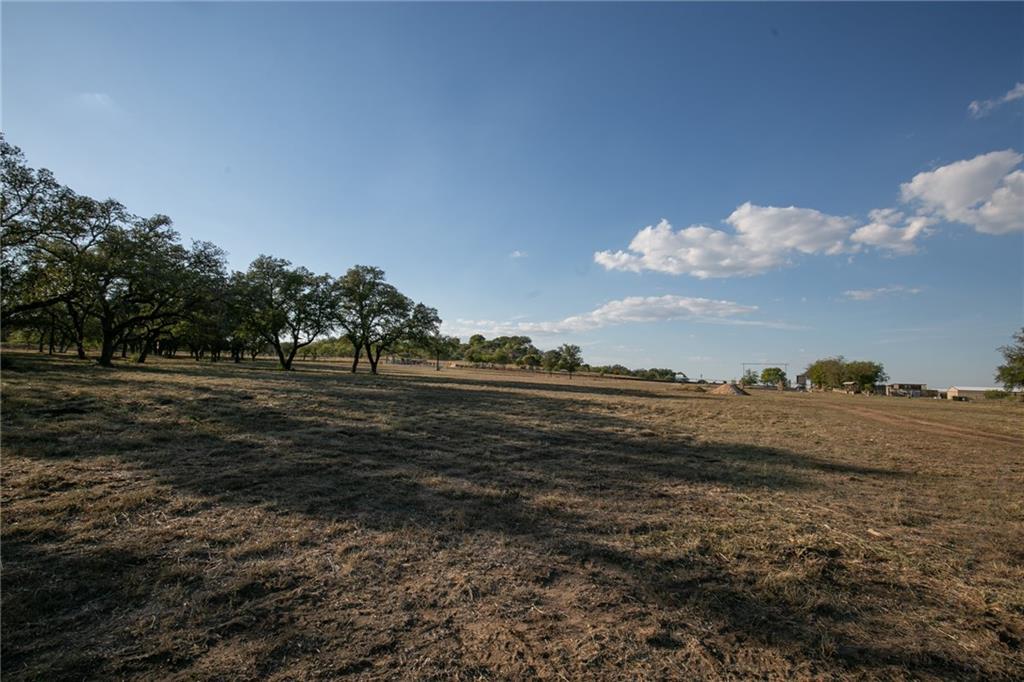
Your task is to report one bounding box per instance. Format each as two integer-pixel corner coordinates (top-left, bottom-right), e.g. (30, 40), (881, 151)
(2, 352), (1023, 680)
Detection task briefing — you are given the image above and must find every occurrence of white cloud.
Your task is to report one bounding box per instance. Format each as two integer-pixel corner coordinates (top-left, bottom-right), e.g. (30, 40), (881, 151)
(728, 202), (854, 255)
(509, 250), (528, 258)
(850, 208), (936, 254)
(72, 92), (122, 116)
(595, 203), (857, 279)
(842, 286), (923, 302)
(440, 294), (801, 338)
(550, 294), (757, 331)
(594, 220), (783, 278)
(974, 170), (1024, 235)
(595, 149), (1023, 280)
(968, 82), (1024, 118)
(901, 150), (1024, 234)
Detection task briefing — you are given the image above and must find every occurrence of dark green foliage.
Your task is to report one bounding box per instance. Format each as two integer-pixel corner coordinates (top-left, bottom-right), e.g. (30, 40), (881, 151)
(805, 357), (887, 391)
(589, 365), (682, 382)
(995, 328), (1024, 391)
(558, 344), (583, 378)
(760, 367), (788, 388)
(805, 357), (845, 389)
(740, 369), (759, 387)
(462, 335), (540, 365)
(0, 135), (440, 370)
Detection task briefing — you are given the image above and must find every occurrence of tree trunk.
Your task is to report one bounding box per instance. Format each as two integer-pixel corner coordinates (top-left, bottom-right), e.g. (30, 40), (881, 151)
(121, 340), (128, 358)
(136, 334), (155, 363)
(272, 339), (291, 370)
(435, 351), (441, 371)
(350, 344), (361, 373)
(366, 343), (380, 374)
(98, 325), (116, 367)
(37, 331), (45, 353)
(48, 313), (56, 355)
(286, 344), (299, 370)
(66, 303), (87, 359)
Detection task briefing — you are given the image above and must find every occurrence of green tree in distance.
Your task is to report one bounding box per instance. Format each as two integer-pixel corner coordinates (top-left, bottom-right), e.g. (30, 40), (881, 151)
(760, 367), (788, 389)
(844, 360), (888, 392)
(740, 369), (759, 387)
(240, 256), (337, 370)
(996, 328), (1024, 391)
(558, 344), (583, 378)
(805, 357), (845, 389)
(541, 348), (562, 374)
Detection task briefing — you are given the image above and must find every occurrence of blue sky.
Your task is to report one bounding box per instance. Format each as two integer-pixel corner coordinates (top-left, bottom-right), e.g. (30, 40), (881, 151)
(3, 2), (1022, 386)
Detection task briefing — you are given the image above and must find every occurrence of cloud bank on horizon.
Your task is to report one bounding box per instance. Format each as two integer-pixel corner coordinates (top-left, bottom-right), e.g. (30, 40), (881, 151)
(594, 149), (1024, 279)
(842, 286), (923, 302)
(442, 294), (807, 338)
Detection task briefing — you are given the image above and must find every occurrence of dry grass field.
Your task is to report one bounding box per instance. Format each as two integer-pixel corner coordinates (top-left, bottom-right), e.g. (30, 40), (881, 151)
(2, 352), (1023, 680)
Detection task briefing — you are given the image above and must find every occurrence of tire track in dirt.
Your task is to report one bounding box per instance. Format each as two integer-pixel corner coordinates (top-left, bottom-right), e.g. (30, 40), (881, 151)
(820, 402), (1023, 448)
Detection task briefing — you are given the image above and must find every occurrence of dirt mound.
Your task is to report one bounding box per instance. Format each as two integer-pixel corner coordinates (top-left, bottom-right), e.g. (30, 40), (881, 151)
(711, 383), (749, 396)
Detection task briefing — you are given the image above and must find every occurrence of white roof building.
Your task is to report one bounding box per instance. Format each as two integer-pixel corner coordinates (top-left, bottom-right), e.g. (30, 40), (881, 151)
(946, 386), (1022, 399)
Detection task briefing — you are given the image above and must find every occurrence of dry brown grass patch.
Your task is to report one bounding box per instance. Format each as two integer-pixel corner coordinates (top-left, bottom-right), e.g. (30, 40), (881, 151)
(2, 352), (1022, 679)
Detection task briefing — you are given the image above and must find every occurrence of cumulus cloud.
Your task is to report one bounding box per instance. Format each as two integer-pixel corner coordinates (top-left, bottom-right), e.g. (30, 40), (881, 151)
(441, 294), (801, 338)
(842, 286), (922, 302)
(850, 209), (936, 254)
(973, 169), (1024, 235)
(595, 203), (857, 279)
(968, 82), (1024, 118)
(509, 250), (528, 258)
(594, 220), (781, 278)
(596, 149), (1024, 279)
(901, 150), (1024, 234)
(728, 202), (854, 255)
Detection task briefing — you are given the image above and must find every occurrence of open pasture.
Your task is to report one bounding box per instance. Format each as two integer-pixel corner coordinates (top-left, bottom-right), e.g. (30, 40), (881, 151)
(2, 353), (1022, 679)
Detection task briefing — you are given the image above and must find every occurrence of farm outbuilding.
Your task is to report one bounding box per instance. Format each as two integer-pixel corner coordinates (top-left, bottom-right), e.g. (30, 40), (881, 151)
(886, 383), (927, 397)
(946, 386), (1021, 401)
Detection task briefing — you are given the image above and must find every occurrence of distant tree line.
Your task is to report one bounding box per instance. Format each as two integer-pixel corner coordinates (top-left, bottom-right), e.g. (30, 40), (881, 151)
(804, 357), (888, 392)
(414, 334), (588, 378)
(587, 365), (682, 382)
(300, 331), (693, 383)
(0, 135), (440, 372)
(452, 335), (690, 381)
(293, 334), (693, 383)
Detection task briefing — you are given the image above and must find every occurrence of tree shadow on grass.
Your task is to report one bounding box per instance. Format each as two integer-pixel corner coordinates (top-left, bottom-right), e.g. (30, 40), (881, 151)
(43, 354), (707, 402)
(3, 357), (989, 679)
(380, 370), (706, 401)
